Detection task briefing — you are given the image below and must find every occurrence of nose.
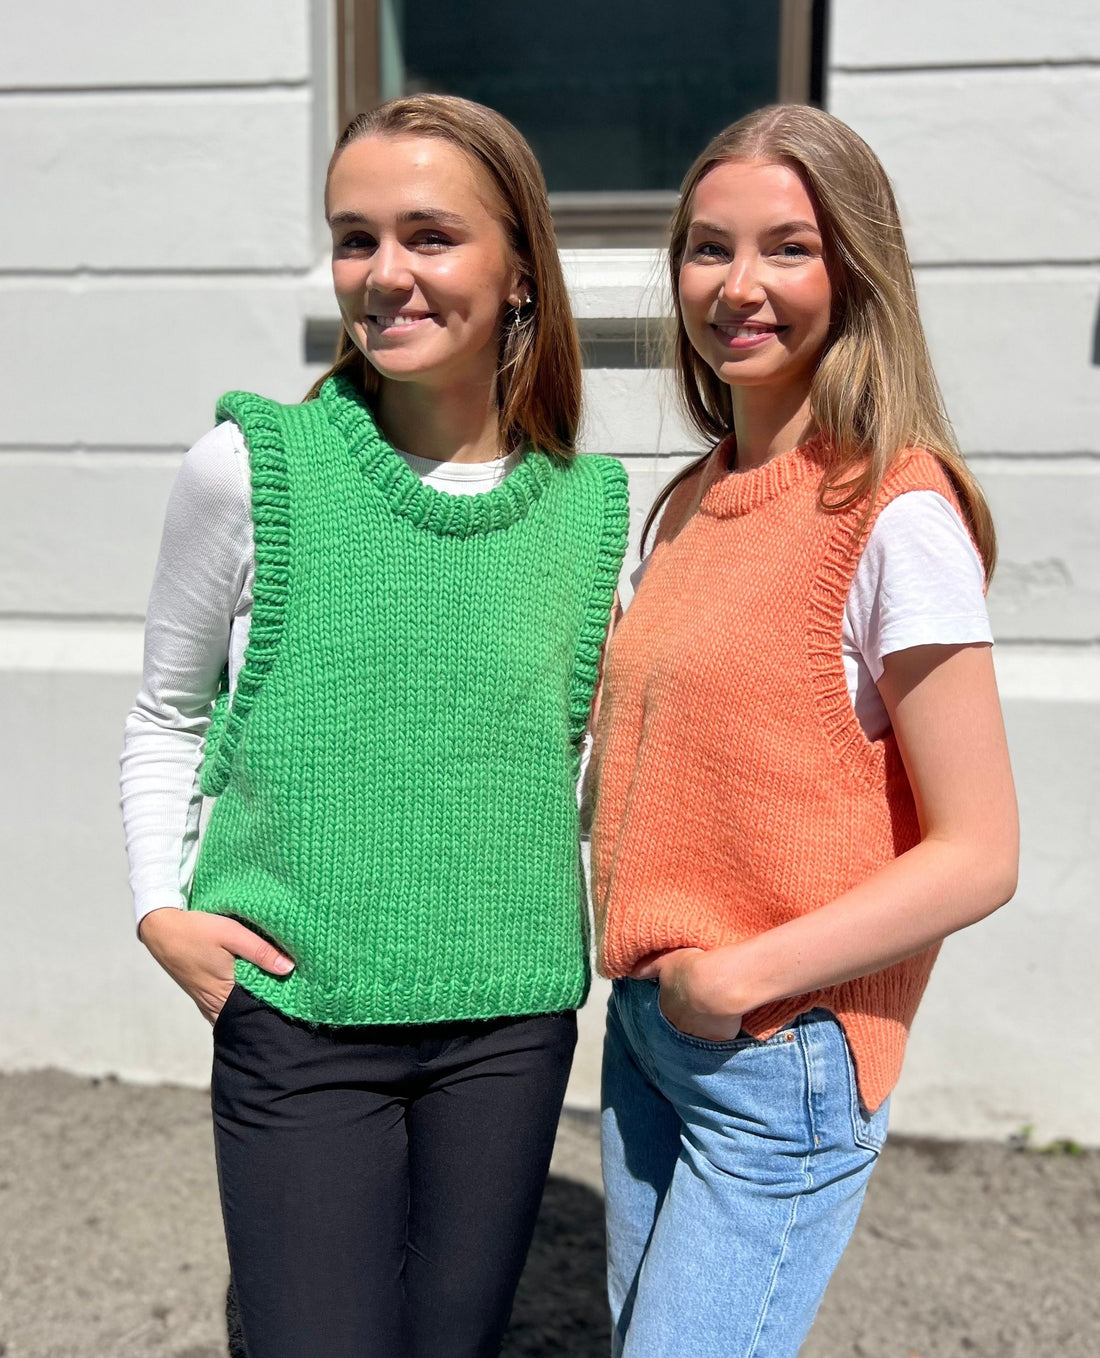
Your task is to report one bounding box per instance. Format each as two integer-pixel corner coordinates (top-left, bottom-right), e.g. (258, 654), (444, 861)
(721, 253), (766, 308)
(367, 238), (415, 294)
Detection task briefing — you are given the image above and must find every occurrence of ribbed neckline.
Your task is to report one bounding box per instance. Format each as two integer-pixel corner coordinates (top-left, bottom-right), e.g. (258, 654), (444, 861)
(320, 374), (553, 537)
(700, 433), (828, 519)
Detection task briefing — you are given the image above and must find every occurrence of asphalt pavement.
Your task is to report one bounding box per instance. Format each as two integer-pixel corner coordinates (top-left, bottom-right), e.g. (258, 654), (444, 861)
(1, 1070), (1097, 1357)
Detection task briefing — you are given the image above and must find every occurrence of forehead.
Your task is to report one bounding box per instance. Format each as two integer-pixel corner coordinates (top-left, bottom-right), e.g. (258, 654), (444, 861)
(690, 159), (819, 229)
(327, 133), (503, 223)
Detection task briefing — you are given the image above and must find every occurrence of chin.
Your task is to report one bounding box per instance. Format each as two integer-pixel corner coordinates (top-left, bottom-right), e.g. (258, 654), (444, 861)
(363, 349), (438, 380)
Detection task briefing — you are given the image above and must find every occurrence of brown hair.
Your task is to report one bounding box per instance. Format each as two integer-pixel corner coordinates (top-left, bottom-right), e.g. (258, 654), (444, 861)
(305, 94), (581, 459)
(646, 103), (996, 573)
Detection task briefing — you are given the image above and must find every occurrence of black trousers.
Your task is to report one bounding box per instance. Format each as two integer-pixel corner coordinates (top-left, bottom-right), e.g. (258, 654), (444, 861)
(211, 984), (577, 1358)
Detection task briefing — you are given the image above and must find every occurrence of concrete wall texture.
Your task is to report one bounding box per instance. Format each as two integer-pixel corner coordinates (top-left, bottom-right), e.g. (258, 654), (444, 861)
(1, 1), (1097, 1142)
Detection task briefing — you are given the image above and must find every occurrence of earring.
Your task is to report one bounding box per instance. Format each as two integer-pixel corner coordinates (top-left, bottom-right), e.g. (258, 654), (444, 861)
(510, 296), (533, 333)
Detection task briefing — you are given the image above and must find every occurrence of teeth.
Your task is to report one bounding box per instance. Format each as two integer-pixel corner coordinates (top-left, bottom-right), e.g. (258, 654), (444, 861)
(372, 315), (427, 327)
(719, 325), (773, 338)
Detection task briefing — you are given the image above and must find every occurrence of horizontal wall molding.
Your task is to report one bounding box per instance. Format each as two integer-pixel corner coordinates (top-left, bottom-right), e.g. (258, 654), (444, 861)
(832, 59), (1100, 75)
(0, 620), (144, 673)
(0, 80), (310, 97)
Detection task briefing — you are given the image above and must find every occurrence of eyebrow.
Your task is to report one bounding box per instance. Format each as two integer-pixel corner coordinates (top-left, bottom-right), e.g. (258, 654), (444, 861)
(687, 218), (820, 236)
(328, 208), (471, 229)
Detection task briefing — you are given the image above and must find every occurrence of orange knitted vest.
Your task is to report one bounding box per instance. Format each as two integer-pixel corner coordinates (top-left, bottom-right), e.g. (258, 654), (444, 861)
(591, 441), (963, 1111)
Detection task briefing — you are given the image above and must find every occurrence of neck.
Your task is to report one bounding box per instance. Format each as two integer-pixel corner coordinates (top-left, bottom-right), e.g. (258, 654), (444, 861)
(376, 374), (504, 464)
(729, 382), (815, 472)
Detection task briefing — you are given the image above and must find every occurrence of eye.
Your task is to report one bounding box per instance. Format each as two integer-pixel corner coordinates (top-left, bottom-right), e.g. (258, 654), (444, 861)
(689, 240), (728, 262)
(412, 230), (455, 252)
(336, 230), (375, 252)
(776, 242), (811, 259)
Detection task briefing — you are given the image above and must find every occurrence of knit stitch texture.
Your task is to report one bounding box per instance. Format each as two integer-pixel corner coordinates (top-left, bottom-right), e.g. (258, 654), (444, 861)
(591, 440), (965, 1110)
(190, 375), (628, 1026)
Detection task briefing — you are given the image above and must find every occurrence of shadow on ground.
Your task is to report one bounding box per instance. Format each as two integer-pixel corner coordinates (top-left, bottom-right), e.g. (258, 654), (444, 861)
(224, 1176), (610, 1357)
(505, 1176), (611, 1356)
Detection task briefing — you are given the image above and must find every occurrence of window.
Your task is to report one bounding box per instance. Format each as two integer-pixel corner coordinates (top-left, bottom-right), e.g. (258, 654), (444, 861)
(334, 0), (828, 246)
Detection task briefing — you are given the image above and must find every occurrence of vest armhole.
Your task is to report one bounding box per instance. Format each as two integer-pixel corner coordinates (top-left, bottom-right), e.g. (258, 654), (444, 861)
(199, 392), (292, 797)
(567, 457), (630, 753)
(806, 450), (957, 789)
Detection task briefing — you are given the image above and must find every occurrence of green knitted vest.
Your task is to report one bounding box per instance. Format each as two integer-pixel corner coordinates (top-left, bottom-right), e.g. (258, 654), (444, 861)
(189, 375), (628, 1026)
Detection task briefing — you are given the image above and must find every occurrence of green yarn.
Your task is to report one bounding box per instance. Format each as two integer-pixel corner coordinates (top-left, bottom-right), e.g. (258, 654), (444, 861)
(190, 376), (629, 1025)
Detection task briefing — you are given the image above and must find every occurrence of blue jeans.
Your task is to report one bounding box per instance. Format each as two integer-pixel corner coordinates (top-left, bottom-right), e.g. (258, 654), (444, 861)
(601, 979), (888, 1358)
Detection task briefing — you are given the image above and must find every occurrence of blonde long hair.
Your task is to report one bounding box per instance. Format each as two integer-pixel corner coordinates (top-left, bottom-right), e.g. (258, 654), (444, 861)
(650, 104), (995, 572)
(305, 95), (581, 459)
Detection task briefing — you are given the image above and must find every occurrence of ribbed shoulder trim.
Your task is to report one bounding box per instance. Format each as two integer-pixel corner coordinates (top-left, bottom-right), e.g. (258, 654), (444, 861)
(807, 449), (958, 787)
(321, 374), (554, 537)
(568, 456), (630, 747)
(200, 391), (293, 796)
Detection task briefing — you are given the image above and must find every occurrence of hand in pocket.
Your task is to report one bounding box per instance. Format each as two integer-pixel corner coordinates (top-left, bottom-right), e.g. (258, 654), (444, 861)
(138, 908), (294, 1025)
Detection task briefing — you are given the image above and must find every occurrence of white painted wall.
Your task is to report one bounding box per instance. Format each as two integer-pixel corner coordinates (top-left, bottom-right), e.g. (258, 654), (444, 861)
(825, 0), (1100, 1143)
(2, 0), (1097, 1145)
(0, 2), (334, 1089)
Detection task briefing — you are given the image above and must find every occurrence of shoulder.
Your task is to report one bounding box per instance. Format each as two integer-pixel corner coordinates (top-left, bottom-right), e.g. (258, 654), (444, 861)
(174, 421), (249, 513)
(855, 490), (988, 635)
(866, 490), (983, 580)
(558, 453), (630, 514)
(216, 389), (321, 433)
(652, 451), (717, 550)
(568, 452), (628, 488)
(877, 447), (957, 505)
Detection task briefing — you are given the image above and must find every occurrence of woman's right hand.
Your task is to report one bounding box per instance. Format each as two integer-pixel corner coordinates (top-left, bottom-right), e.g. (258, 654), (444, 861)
(138, 908), (295, 1025)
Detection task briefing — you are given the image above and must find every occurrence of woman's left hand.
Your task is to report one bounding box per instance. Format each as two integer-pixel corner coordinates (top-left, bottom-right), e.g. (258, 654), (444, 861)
(631, 948), (744, 1042)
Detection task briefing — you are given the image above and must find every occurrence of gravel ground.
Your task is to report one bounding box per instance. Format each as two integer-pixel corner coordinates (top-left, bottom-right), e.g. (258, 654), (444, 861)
(1, 1070), (1097, 1357)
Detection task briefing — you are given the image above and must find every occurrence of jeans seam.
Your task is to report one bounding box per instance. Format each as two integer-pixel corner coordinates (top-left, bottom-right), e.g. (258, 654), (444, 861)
(745, 1021), (815, 1358)
(840, 1024), (885, 1153)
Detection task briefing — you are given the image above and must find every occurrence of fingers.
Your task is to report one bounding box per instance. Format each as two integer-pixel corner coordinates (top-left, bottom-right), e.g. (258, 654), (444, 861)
(199, 980), (237, 1028)
(629, 946), (702, 980)
(629, 952), (668, 980)
(221, 919), (295, 976)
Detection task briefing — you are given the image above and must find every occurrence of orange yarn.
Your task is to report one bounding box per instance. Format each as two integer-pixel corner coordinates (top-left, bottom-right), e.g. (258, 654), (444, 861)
(591, 440), (962, 1111)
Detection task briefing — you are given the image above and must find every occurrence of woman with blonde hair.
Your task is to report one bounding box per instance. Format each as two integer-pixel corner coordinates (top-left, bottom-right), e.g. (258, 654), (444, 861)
(121, 95), (627, 1357)
(591, 103), (1017, 1356)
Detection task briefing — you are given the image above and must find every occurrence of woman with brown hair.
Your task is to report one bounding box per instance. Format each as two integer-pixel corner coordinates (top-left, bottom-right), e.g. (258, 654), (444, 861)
(591, 104), (1017, 1356)
(121, 95), (627, 1357)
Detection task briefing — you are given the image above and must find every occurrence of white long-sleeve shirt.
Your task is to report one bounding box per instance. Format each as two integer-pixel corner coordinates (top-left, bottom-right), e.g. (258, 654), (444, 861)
(121, 428), (992, 926)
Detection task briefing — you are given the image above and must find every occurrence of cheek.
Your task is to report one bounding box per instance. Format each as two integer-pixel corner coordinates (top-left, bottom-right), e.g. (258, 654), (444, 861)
(435, 259), (512, 328)
(331, 259), (365, 306)
(789, 270), (832, 336)
(677, 271), (712, 329)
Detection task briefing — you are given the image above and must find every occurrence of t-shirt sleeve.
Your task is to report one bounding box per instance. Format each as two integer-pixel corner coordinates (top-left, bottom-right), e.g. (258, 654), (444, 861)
(846, 490), (993, 684)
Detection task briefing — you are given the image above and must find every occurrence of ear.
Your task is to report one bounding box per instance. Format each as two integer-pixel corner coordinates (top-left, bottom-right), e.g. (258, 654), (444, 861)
(507, 257), (533, 310)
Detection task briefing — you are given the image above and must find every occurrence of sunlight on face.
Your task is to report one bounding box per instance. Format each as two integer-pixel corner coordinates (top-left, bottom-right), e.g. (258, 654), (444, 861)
(678, 159), (832, 400)
(327, 135), (523, 392)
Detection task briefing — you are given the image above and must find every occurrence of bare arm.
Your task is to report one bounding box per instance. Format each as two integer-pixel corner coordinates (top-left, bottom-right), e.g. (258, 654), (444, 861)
(639, 642), (1019, 1039)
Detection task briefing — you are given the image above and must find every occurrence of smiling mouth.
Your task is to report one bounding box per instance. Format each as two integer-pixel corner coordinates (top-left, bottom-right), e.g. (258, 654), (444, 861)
(710, 321), (787, 350)
(711, 322), (785, 338)
(366, 313), (438, 329)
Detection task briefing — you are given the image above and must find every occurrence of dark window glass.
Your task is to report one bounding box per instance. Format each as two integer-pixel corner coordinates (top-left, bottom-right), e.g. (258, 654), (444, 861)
(394, 0), (781, 192)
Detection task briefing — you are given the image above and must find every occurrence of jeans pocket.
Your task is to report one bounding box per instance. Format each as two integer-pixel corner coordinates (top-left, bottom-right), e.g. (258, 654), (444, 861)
(652, 983), (756, 1053)
(835, 1021), (890, 1153)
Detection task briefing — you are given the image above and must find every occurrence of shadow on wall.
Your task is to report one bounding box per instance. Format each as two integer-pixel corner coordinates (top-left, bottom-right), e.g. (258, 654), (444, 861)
(223, 1175), (611, 1356)
(1093, 291), (1100, 365)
